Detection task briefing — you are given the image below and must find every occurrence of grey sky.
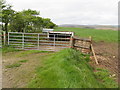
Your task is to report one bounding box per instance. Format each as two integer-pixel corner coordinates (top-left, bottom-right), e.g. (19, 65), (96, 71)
(7, 0), (118, 25)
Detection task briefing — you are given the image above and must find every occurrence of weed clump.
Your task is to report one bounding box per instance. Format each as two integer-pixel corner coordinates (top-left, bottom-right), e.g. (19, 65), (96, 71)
(6, 63), (21, 68)
(19, 60), (28, 63)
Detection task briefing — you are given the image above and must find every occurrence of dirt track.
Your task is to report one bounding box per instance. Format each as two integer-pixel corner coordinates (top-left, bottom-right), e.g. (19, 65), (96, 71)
(2, 51), (50, 88)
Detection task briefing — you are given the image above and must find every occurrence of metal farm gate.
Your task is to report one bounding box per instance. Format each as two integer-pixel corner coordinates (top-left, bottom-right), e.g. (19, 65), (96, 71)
(8, 32), (72, 51)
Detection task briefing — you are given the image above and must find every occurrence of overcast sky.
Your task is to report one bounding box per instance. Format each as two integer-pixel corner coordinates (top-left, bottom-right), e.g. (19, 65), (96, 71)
(6, 0), (119, 25)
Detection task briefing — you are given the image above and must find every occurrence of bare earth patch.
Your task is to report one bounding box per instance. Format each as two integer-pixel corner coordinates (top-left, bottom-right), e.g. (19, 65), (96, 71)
(2, 51), (50, 88)
(90, 41), (118, 81)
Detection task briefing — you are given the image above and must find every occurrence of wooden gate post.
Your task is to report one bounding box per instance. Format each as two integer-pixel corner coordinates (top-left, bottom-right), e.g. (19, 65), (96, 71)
(70, 36), (74, 48)
(89, 36), (92, 52)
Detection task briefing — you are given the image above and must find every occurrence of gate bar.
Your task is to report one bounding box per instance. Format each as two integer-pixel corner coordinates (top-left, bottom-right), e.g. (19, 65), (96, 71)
(22, 33), (24, 49)
(54, 34), (55, 50)
(38, 34), (39, 50)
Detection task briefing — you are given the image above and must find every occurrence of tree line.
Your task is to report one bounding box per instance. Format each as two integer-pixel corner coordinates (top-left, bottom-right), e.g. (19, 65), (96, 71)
(1, 0), (57, 35)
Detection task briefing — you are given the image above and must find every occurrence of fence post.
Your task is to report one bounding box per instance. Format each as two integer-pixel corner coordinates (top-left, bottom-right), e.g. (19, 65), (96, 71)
(38, 34), (39, 50)
(8, 32), (9, 45)
(89, 36), (92, 52)
(70, 36), (74, 48)
(22, 33), (24, 49)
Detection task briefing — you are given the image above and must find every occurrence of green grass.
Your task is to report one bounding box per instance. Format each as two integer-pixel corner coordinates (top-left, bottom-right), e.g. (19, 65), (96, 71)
(17, 50), (50, 57)
(2, 46), (50, 56)
(19, 60), (28, 63)
(94, 68), (118, 88)
(6, 59), (28, 68)
(54, 27), (118, 42)
(6, 63), (22, 68)
(2, 46), (21, 53)
(28, 49), (117, 88)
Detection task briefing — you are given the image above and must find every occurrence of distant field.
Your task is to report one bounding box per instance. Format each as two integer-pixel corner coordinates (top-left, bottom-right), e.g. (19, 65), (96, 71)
(54, 27), (118, 42)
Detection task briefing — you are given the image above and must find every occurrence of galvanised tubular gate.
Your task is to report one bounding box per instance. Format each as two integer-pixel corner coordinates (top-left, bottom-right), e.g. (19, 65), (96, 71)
(0, 31), (2, 48)
(8, 32), (72, 51)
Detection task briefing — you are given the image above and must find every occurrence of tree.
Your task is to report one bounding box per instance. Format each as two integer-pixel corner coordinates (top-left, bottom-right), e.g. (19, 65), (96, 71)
(22, 9), (40, 32)
(9, 12), (25, 32)
(32, 16), (43, 32)
(2, 5), (56, 33)
(1, 0), (15, 44)
(42, 18), (56, 29)
(10, 9), (41, 33)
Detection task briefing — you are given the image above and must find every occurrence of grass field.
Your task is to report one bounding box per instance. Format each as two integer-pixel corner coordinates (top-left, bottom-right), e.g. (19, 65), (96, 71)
(54, 27), (118, 42)
(28, 49), (117, 88)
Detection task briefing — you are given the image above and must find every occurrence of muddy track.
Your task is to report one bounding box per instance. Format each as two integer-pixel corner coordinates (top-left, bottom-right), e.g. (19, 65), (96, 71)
(91, 41), (118, 80)
(2, 52), (50, 88)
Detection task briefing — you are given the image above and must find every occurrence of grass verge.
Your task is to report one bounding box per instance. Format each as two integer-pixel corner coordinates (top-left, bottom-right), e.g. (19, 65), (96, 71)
(28, 49), (117, 88)
(2, 46), (21, 53)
